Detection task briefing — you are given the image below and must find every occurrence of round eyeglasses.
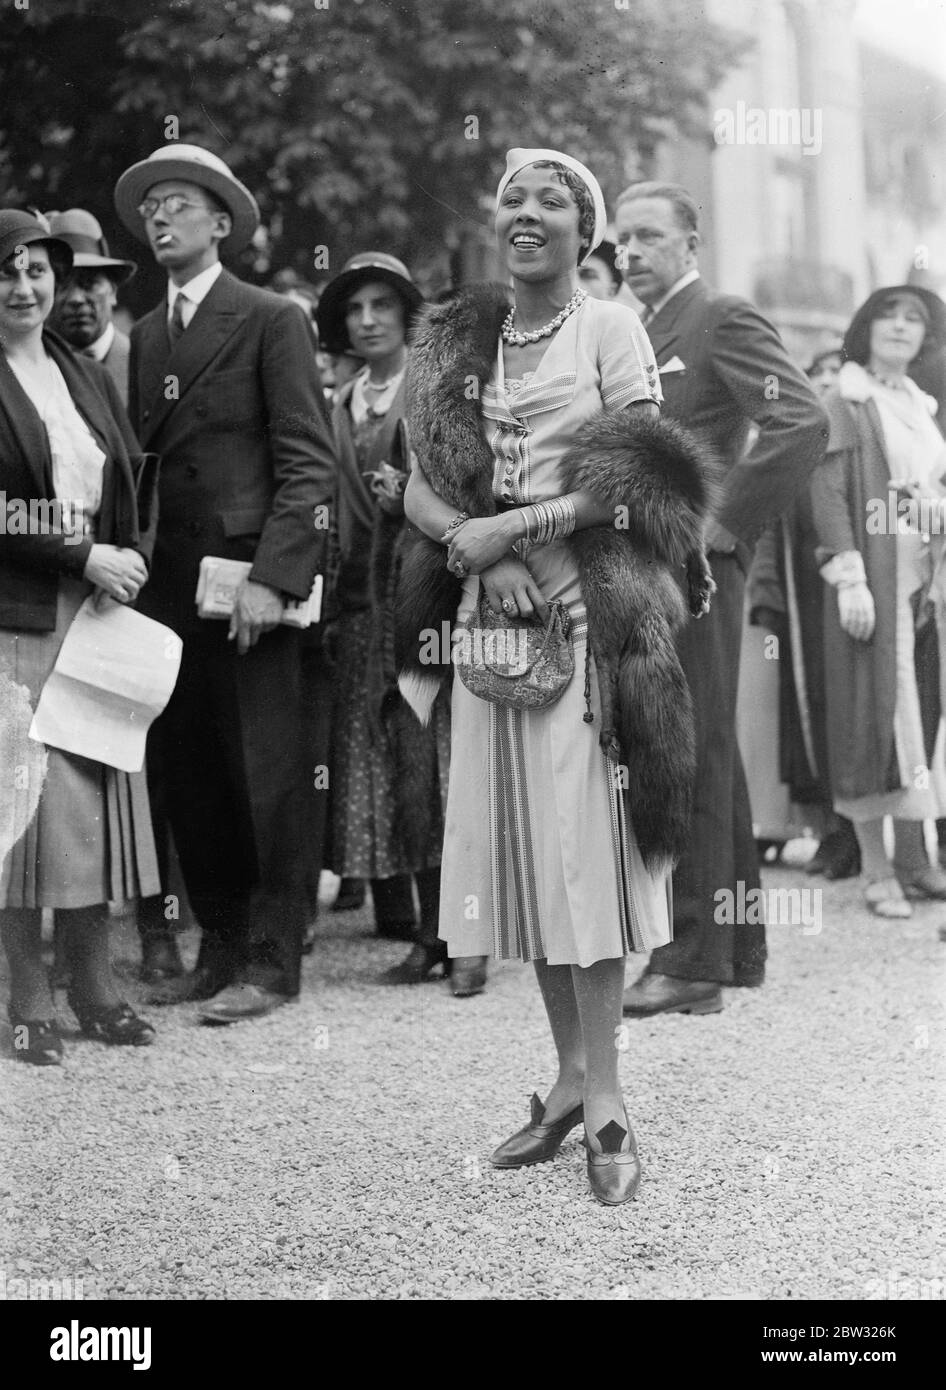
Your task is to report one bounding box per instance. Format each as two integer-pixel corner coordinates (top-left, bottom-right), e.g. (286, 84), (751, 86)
(137, 194), (211, 219)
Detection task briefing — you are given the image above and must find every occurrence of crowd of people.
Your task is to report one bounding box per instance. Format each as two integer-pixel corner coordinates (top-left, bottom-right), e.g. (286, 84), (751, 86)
(2, 138), (945, 1206)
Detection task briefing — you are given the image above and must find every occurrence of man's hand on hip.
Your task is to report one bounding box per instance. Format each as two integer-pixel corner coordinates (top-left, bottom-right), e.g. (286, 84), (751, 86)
(228, 579), (286, 654)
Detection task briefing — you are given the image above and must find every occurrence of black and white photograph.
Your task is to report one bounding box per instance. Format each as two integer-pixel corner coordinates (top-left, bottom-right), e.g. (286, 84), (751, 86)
(0, 0), (943, 1341)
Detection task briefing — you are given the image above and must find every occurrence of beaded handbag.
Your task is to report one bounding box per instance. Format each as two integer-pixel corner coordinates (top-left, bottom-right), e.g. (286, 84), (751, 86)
(455, 594), (574, 711)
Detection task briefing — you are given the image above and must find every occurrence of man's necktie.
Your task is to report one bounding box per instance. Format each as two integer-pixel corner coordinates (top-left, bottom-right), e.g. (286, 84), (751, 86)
(639, 304), (655, 328)
(168, 292), (188, 346)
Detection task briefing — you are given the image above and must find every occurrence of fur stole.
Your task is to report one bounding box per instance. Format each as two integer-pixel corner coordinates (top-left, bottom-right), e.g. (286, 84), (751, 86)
(396, 284), (719, 867)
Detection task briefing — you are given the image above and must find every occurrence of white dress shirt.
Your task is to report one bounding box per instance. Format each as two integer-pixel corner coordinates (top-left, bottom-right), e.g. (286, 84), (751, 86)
(167, 260), (223, 331)
(645, 267), (701, 321)
(82, 321), (115, 362)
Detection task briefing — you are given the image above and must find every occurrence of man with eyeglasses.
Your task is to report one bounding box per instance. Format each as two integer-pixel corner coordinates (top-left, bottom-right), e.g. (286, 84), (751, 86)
(113, 144), (336, 1024)
(45, 209), (137, 403)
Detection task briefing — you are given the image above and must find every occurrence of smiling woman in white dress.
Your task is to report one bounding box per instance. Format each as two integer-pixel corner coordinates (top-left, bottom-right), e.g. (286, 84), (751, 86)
(396, 149), (715, 1205)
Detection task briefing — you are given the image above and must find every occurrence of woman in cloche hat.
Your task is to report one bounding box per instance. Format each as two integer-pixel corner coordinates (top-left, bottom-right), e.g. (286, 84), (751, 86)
(0, 209), (159, 1063)
(317, 254), (488, 996)
(812, 283), (946, 919)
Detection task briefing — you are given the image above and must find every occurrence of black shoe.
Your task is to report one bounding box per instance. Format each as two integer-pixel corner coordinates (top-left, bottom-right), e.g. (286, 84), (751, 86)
(490, 1093), (584, 1168)
(139, 934), (186, 984)
(812, 827), (861, 880)
(67, 996), (155, 1046)
(332, 878), (366, 911)
(144, 962), (233, 1006)
(8, 1014), (63, 1066)
(375, 920), (417, 942)
(450, 956), (487, 997)
(379, 941), (448, 984)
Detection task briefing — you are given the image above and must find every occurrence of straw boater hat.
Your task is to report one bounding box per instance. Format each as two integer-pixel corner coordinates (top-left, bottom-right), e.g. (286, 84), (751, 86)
(46, 209), (137, 283)
(0, 209), (73, 277)
(315, 252), (423, 355)
(113, 144), (260, 253)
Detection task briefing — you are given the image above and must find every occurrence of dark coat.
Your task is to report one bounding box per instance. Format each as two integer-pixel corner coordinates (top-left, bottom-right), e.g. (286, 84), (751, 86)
(811, 372), (941, 801)
(331, 376), (444, 863)
(129, 268), (335, 634)
(647, 277), (829, 558)
(395, 285), (718, 868)
(0, 329), (155, 632)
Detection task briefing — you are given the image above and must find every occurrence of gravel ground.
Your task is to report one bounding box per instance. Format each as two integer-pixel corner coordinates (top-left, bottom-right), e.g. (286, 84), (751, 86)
(1, 849), (944, 1302)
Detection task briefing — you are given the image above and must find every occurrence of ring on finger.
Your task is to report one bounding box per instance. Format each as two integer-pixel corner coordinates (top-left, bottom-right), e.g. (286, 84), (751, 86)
(501, 598), (515, 613)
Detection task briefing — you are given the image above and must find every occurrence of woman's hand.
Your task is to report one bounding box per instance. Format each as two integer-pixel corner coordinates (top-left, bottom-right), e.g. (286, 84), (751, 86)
(445, 515), (519, 575)
(838, 582), (875, 642)
(479, 556), (549, 621)
(83, 544), (148, 605)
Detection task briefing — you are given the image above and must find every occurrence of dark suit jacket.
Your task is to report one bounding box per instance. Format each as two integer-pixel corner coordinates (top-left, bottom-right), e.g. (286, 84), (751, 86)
(102, 327), (131, 406)
(0, 329), (155, 632)
(129, 268), (336, 633)
(647, 277), (828, 555)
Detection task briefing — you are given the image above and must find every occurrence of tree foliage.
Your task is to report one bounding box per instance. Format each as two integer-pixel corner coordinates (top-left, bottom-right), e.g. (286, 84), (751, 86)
(0, 0), (748, 303)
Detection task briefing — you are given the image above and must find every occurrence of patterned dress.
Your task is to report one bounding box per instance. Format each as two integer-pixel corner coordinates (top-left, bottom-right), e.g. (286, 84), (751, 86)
(439, 296), (673, 966)
(329, 395), (450, 878)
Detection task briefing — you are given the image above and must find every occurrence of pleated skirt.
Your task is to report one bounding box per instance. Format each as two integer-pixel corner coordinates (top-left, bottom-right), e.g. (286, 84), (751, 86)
(439, 632), (673, 968)
(0, 579), (160, 909)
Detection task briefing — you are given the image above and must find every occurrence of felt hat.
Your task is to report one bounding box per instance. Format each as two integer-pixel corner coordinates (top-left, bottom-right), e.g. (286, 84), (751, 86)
(0, 209), (73, 276)
(46, 209), (136, 283)
(315, 252), (423, 354)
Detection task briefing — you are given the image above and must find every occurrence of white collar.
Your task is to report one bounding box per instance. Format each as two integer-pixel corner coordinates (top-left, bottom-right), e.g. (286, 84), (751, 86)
(648, 268), (700, 319)
(167, 260), (223, 309)
(839, 359), (937, 414)
(83, 321), (115, 361)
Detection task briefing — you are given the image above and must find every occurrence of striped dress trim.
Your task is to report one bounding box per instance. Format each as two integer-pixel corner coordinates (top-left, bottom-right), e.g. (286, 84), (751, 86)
(489, 707), (543, 960)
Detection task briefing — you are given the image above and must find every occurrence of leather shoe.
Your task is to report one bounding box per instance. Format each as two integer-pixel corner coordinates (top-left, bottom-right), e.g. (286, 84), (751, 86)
(379, 940), (448, 984)
(622, 972), (723, 1017)
(585, 1116), (641, 1206)
(450, 956), (487, 997)
(332, 877), (366, 911)
(144, 962), (233, 1006)
(67, 997), (155, 1047)
(139, 934), (186, 984)
(490, 1093), (584, 1168)
(198, 982), (292, 1024)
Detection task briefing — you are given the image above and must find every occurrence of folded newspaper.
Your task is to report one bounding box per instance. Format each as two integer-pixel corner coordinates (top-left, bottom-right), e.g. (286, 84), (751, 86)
(196, 557), (323, 629)
(30, 597), (182, 772)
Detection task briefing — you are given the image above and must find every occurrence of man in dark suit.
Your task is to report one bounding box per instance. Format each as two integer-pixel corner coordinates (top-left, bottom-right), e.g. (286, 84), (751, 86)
(615, 182), (828, 1017)
(113, 144), (336, 1022)
(46, 210), (136, 404)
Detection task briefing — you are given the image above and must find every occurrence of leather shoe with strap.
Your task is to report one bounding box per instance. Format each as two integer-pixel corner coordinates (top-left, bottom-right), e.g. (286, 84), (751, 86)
(622, 972), (723, 1017)
(490, 1092), (584, 1168)
(198, 982), (292, 1024)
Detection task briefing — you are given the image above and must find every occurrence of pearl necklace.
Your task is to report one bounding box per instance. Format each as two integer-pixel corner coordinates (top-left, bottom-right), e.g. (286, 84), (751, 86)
(867, 367), (907, 392)
(501, 288), (586, 346)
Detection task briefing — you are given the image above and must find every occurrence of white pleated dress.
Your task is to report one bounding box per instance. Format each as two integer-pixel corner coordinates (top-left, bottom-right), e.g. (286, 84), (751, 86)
(438, 297), (673, 966)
